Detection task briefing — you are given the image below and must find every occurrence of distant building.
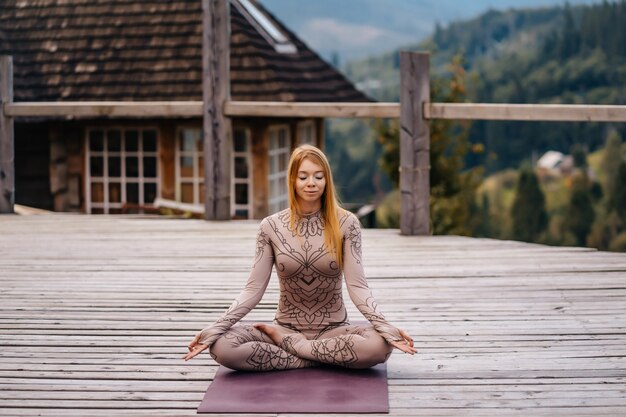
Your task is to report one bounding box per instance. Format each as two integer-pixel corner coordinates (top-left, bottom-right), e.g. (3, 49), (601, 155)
(0, 0), (370, 218)
(536, 151), (573, 177)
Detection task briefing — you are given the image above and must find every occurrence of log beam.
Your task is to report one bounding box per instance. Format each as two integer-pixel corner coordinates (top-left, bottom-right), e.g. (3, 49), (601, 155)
(400, 52), (430, 236)
(0, 56), (14, 214)
(202, 0), (232, 220)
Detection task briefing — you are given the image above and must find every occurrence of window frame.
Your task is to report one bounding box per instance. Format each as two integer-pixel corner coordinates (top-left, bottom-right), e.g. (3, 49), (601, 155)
(84, 126), (160, 214)
(231, 127), (253, 219)
(175, 126), (205, 207)
(268, 124), (291, 215)
(297, 120), (317, 146)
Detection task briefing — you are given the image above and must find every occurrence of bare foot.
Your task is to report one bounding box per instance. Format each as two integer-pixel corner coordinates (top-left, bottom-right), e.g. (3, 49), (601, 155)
(253, 323), (298, 346)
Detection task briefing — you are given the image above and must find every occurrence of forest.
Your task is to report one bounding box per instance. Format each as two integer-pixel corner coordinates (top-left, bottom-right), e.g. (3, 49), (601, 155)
(326, 1), (626, 251)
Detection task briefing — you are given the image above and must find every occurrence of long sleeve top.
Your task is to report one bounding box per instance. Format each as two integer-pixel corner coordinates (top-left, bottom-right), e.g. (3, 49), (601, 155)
(198, 208), (402, 347)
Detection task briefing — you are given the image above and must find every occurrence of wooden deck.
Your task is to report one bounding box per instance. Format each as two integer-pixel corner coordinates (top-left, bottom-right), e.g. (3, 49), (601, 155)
(1, 213), (625, 416)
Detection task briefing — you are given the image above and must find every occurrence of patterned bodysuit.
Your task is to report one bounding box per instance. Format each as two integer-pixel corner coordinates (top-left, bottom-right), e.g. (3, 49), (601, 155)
(199, 208), (402, 371)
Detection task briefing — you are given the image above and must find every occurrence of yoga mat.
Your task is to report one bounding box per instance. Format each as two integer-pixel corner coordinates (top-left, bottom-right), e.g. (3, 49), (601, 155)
(197, 363), (389, 414)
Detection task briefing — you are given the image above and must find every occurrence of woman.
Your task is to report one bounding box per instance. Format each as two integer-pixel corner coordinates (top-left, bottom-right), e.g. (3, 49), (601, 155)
(183, 145), (416, 371)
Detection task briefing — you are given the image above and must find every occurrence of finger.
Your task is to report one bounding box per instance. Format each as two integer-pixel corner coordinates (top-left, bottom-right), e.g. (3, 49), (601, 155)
(392, 341), (417, 355)
(188, 335), (202, 350)
(184, 347), (201, 361)
(183, 344), (207, 361)
(390, 341), (411, 355)
(402, 345), (417, 355)
(399, 330), (414, 347)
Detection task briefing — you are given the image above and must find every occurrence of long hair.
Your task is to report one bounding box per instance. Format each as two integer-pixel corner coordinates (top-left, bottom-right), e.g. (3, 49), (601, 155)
(287, 145), (345, 270)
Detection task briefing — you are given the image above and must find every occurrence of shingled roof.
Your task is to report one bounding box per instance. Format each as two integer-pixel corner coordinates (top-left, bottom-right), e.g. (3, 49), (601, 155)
(0, 0), (370, 103)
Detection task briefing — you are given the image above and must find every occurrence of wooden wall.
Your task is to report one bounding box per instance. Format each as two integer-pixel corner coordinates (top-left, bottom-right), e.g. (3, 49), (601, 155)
(14, 116), (321, 216)
(159, 121), (177, 201)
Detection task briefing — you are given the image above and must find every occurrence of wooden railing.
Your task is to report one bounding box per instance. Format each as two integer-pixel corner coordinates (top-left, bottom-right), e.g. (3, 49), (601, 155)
(2, 51), (626, 234)
(7, 100), (625, 121)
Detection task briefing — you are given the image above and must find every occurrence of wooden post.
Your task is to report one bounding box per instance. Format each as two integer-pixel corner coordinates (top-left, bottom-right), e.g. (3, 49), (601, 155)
(0, 56), (14, 214)
(399, 52), (430, 235)
(202, 0), (232, 220)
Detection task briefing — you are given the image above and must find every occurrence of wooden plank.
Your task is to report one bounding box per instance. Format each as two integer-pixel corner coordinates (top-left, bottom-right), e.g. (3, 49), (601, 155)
(202, 0), (231, 220)
(425, 103), (626, 122)
(0, 55), (14, 213)
(224, 101), (401, 118)
(6, 101), (626, 123)
(4, 102), (203, 118)
(399, 51), (430, 235)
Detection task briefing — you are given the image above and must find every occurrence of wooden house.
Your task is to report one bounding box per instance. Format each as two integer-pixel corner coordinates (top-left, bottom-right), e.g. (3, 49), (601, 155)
(0, 0), (370, 218)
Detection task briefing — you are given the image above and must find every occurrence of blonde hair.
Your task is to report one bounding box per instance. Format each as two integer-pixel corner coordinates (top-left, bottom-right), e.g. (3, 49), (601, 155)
(287, 145), (345, 270)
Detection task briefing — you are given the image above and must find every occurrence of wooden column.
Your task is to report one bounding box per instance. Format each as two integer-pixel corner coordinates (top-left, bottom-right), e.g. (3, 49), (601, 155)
(202, 0), (232, 220)
(0, 56), (14, 214)
(399, 52), (430, 235)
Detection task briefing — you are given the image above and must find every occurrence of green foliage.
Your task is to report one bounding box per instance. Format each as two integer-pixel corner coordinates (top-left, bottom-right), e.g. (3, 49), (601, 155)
(613, 161), (626, 225)
(571, 144), (588, 169)
(609, 232), (626, 252)
(482, 136), (626, 251)
(588, 210), (622, 251)
(376, 55), (483, 235)
(470, 1), (626, 172)
(565, 174), (596, 246)
(603, 130), (624, 212)
(511, 167), (548, 242)
(325, 118), (391, 205)
(375, 119), (399, 187)
(375, 188), (400, 228)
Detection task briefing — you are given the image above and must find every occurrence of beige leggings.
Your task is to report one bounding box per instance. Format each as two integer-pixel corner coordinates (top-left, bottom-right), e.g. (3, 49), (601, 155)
(209, 324), (393, 372)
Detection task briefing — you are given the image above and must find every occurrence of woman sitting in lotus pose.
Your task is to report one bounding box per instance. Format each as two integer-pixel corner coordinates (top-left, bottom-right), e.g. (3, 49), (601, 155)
(183, 144), (416, 371)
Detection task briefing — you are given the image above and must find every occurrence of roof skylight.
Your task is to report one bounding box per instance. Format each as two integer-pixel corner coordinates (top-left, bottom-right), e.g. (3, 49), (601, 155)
(234, 0), (297, 54)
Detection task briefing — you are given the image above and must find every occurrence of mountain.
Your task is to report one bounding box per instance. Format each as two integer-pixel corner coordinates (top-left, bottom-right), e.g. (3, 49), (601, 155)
(341, 1), (626, 173)
(262, 0), (602, 62)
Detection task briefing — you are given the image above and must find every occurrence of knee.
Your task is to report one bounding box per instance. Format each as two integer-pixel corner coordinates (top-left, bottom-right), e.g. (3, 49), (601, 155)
(208, 335), (243, 370)
(351, 333), (393, 369)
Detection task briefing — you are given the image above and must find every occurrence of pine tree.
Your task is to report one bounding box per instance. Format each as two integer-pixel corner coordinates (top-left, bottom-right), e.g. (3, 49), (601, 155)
(511, 167), (548, 242)
(566, 175), (596, 246)
(613, 161), (626, 224)
(571, 143), (588, 169)
(603, 130), (623, 211)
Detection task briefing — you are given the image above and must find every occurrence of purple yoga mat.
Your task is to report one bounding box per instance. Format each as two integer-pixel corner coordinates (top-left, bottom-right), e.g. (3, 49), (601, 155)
(197, 363), (389, 414)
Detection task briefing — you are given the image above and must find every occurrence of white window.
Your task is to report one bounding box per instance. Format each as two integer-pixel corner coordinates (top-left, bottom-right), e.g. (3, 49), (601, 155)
(298, 120), (316, 146)
(85, 128), (159, 214)
(268, 125), (291, 215)
(175, 128), (204, 206)
(231, 128), (253, 219)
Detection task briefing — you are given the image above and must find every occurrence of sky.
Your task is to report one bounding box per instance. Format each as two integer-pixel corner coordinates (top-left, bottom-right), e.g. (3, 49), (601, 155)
(262, 0), (605, 63)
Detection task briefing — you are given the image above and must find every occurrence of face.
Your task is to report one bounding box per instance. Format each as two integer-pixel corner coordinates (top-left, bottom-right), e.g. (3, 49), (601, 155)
(295, 157), (326, 205)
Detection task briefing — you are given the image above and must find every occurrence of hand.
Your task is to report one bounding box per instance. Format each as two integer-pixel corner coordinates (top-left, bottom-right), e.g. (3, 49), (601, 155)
(182, 332), (209, 361)
(389, 329), (417, 355)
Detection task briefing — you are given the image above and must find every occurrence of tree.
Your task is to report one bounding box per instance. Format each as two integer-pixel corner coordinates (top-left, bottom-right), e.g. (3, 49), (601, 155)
(571, 143), (588, 169)
(603, 129), (623, 211)
(613, 161), (626, 224)
(511, 167), (548, 242)
(565, 174), (596, 246)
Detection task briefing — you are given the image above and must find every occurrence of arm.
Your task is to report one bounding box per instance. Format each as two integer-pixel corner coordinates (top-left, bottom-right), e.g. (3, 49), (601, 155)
(197, 218), (275, 348)
(342, 213), (403, 343)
